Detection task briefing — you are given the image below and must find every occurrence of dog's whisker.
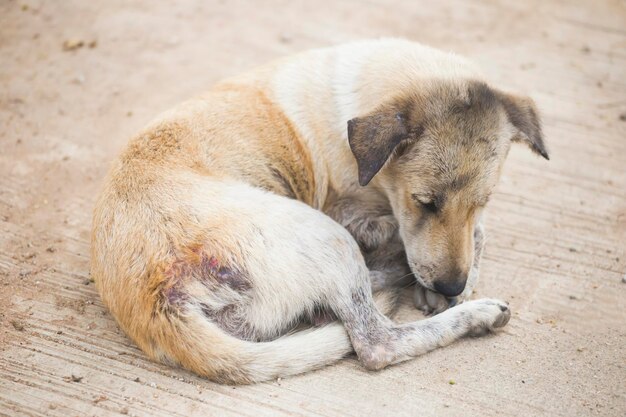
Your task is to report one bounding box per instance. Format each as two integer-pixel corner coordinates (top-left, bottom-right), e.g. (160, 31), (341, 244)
(399, 281), (417, 290)
(376, 271), (415, 283)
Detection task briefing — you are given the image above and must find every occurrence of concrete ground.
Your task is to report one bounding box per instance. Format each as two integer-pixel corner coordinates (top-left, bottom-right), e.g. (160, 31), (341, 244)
(1, 0), (625, 416)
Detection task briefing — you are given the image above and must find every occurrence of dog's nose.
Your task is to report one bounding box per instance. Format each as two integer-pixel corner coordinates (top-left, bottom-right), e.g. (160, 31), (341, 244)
(433, 276), (467, 297)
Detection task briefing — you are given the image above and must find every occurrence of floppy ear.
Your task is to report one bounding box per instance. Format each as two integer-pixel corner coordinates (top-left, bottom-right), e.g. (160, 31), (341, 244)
(496, 92), (549, 160)
(347, 109), (411, 186)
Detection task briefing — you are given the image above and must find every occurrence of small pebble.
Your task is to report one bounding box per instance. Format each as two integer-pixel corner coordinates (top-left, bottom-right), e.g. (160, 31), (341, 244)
(62, 39), (84, 51)
(93, 395), (107, 404)
(11, 320), (25, 331)
(65, 374), (83, 383)
(278, 33), (292, 43)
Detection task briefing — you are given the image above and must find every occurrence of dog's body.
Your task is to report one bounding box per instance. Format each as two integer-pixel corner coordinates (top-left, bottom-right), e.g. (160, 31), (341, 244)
(92, 39), (547, 384)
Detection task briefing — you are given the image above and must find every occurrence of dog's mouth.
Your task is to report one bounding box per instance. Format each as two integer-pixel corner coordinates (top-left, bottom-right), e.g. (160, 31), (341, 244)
(411, 268), (459, 305)
(411, 269), (438, 293)
(409, 264), (434, 290)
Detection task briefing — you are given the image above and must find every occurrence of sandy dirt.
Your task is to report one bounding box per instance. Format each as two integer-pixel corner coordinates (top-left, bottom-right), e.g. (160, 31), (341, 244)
(1, 0), (625, 416)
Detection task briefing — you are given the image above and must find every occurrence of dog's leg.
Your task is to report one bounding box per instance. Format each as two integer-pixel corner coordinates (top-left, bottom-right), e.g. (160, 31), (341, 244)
(324, 191), (398, 253)
(190, 183), (508, 371)
(460, 219), (485, 300)
(309, 237), (407, 325)
(367, 239), (412, 292)
(279, 201), (509, 370)
(331, 282), (510, 371)
(325, 192), (489, 318)
(122, 181), (507, 380)
(325, 191), (413, 292)
(413, 220), (486, 315)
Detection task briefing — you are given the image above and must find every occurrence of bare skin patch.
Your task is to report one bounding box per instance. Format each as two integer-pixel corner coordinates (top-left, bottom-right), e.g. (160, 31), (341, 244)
(154, 244), (256, 340)
(154, 246), (252, 313)
(197, 254), (251, 292)
(199, 303), (255, 340)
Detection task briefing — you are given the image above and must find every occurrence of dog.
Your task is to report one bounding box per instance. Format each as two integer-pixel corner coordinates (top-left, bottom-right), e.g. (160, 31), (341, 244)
(91, 39), (548, 384)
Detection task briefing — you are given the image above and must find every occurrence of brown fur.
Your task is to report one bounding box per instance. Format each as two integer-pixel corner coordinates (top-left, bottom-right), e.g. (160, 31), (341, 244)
(93, 84), (321, 382)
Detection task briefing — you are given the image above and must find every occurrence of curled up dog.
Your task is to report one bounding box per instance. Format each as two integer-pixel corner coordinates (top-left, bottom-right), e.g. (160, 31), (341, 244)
(91, 39), (548, 384)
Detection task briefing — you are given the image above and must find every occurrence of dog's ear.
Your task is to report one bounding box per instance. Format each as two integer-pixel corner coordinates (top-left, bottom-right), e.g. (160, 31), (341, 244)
(347, 109), (413, 186)
(496, 91), (549, 160)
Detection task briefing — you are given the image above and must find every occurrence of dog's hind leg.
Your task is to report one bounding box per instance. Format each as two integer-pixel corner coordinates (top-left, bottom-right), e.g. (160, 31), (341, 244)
(109, 179), (508, 381)
(182, 181), (509, 374)
(327, 272), (510, 371)
(267, 195), (509, 371)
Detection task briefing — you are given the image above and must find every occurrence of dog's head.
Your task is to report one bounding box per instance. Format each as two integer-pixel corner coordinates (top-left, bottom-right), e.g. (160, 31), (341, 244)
(347, 80), (548, 296)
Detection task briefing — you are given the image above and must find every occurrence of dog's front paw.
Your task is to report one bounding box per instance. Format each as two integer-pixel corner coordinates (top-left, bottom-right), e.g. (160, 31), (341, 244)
(413, 278), (479, 315)
(461, 298), (511, 336)
(413, 285), (454, 315)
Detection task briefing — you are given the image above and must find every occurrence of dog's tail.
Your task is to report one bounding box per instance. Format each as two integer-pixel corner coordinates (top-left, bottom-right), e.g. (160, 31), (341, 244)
(152, 309), (351, 384)
(235, 322), (353, 383)
(148, 289), (398, 384)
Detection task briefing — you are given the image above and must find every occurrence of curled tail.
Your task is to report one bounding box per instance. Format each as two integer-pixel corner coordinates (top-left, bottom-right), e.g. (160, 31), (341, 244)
(145, 288), (399, 384)
(237, 322), (353, 383)
(147, 310), (351, 384)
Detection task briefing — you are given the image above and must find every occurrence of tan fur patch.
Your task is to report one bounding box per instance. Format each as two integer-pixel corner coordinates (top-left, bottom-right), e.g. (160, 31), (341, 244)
(206, 84), (317, 204)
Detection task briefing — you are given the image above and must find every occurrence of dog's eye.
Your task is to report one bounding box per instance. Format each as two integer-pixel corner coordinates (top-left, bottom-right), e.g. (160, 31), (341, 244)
(412, 194), (438, 213)
(420, 201), (438, 213)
